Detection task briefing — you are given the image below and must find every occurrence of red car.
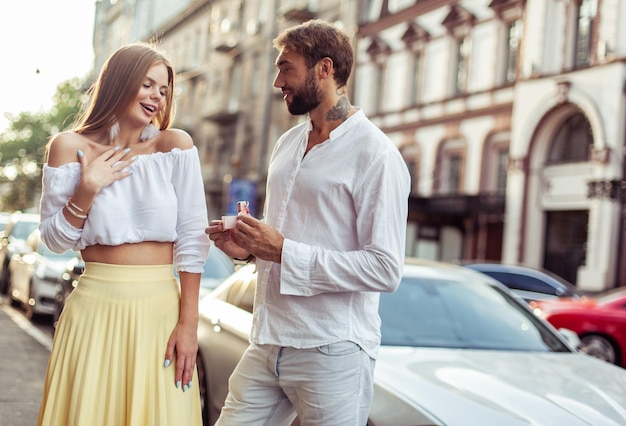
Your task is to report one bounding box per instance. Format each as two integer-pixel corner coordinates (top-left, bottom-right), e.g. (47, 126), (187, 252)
(531, 287), (626, 367)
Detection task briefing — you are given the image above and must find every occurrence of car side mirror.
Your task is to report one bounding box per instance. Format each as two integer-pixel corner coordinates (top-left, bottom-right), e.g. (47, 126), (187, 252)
(558, 328), (582, 351)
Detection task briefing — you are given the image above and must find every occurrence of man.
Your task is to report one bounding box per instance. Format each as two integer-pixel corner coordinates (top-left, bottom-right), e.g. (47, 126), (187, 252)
(206, 19), (410, 425)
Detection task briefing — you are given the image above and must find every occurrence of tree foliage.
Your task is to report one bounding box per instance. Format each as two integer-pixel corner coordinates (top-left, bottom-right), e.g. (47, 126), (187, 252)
(0, 78), (87, 212)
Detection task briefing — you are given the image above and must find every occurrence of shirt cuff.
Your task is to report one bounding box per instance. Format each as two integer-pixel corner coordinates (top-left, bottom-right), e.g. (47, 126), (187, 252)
(280, 238), (312, 296)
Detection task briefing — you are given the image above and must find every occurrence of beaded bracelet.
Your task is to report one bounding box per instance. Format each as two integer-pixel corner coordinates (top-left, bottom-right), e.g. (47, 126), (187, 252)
(65, 199), (88, 220)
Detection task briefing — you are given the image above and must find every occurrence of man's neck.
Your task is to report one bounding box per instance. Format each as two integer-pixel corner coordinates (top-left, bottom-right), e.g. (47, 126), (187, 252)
(309, 96), (354, 134)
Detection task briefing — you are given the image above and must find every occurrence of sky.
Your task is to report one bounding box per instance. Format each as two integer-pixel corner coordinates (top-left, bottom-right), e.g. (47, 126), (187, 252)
(0, 0), (96, 133)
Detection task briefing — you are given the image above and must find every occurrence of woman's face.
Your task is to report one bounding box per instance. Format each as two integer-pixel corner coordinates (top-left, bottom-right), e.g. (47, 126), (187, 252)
(130, 62), (169, 125)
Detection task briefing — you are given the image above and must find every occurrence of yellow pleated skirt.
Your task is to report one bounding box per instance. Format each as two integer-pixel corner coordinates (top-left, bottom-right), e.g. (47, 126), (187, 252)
(37, 263), (202, 426)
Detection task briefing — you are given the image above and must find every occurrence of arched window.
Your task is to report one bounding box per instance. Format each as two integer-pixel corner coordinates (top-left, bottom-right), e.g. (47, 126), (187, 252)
(547, 112), (593, 164)
(436, 139), (465, 194)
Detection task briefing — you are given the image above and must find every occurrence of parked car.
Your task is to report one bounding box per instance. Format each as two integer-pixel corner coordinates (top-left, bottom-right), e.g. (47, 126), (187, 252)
(196, 258), (626, 426)
(0, 212), (41, 294)
(7, 229), (79, 319)
(53, 255), (85, 330)
(171, 244), (235, 298)
(197, 244), (236, 298)
(0, 212), (11, 231)
(461, 261), (585, 303)
(531, 287), (626, 368)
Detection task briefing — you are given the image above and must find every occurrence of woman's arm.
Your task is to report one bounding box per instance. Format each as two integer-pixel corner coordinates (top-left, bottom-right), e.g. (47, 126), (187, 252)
(164, 271), (200, 392)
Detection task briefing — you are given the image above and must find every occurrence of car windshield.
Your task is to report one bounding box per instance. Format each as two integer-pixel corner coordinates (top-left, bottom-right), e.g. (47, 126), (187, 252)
(0, 214), (10, 231)
(203, 249), (235, 280)
(12, 220), (39, 241)
(379, 273), (571, 353)
(38, 244), (77, 261)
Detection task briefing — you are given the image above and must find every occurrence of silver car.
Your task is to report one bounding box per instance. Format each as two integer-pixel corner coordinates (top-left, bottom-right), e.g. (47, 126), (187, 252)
(197, 259), (626, 425)
(8, 229), (79, 319)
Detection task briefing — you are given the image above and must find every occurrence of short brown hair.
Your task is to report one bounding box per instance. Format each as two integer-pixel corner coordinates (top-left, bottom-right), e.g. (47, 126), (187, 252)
(75, 42), (175, 134)
(273, 19), (353, 88)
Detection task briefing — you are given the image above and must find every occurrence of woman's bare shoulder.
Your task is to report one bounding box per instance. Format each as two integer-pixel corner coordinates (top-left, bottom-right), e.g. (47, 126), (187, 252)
(46, 131), (88, 167)
(156, 128), (194, 152)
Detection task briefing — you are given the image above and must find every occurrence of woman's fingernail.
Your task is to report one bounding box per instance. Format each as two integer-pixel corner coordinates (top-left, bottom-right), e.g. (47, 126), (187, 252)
(77, 149), (84, 158)
(128, 170), (134, 175)
(188, 381), (192, 388)
(131, 155), (138, 161)
(124, 147), (131, 153)
(183, 384), (188, 392)
(176, 380), (181, 388)
(164, 359), (171, 368)
(114, 146), (120, 151)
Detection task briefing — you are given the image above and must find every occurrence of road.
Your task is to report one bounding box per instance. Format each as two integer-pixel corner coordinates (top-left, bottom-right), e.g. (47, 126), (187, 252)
(0, 295), (53, 426)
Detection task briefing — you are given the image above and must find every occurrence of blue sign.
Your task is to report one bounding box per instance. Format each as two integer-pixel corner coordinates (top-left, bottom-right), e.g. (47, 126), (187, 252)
(226, 179), (257, 216)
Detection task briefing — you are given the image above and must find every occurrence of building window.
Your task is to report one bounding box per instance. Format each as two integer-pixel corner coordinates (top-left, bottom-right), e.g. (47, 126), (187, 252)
(401, 22), (429, 106)
(494, 147), (509, 193)
(504, 20), (522, 83)
(361, 0), (384, 22)
(574, 0), (597, 68)
(455, 36), (470, 95)
(408, 51), (422, 106)
(365, 37), (391, 115)
(547, 112), (593, 164)
(437, 140), (465, 194)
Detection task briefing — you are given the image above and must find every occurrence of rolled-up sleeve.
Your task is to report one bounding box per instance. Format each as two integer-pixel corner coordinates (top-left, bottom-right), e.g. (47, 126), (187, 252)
(38, 165), (83, 253)
(171, 147), (210, 273)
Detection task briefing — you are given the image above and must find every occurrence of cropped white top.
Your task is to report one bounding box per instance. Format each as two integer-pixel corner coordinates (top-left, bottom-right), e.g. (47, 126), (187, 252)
(38, 146), (209, 273)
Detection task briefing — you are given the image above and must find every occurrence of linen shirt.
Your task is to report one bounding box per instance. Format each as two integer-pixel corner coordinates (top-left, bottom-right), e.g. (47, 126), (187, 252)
(38, 146), (209, 273)
(252, 109), (411, 359)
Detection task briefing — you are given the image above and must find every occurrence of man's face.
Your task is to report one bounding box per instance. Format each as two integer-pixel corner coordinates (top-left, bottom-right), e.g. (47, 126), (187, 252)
(274, 48), (323, 115)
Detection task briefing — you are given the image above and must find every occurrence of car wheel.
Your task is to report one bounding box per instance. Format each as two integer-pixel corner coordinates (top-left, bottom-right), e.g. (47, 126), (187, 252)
(580, 334), (618, 364)
(24, 280), (36, 321)
(7, 278), (20, 308)
(0, 261), (10, 294)
(196, 351), (211, 425)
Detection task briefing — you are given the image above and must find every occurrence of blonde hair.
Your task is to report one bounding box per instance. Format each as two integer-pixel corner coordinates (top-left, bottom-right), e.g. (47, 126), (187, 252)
(74, 42), (175, 135)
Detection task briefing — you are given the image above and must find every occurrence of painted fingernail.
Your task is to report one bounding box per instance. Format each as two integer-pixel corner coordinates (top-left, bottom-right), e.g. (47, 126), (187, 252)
(183, 384), (188, 392)
(176, 380), (181, 388)
(131, 155), (138, 161)
(124, 147), (131, 153)
(188, 381), (192, 388)
(114, 146), (120, 151)
(164, 359), (171, 368)
(128, 170), (134, 175)
(77, 149), (84, 158)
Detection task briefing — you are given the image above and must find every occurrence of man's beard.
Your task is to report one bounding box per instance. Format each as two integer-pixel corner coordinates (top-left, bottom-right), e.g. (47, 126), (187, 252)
(287, 70), (323, 115)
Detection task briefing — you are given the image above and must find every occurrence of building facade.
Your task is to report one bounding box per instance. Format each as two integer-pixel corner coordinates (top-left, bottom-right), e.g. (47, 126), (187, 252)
(355, 0), (626, 291)
(91, 0), (626, 291)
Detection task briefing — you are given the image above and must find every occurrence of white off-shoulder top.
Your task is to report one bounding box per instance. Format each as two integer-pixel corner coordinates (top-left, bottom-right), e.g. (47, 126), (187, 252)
(38, 146), (209, 273)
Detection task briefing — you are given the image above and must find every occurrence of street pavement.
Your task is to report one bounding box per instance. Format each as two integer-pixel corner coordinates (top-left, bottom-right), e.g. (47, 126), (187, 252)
(0, 295), (52, 426)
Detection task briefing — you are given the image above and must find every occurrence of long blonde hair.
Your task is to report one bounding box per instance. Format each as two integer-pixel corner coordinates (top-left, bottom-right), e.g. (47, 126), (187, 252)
(74, 42), (175, 136)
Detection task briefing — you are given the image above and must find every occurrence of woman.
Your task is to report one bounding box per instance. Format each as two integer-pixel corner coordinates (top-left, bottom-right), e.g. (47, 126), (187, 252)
(37, 42), (208, 425)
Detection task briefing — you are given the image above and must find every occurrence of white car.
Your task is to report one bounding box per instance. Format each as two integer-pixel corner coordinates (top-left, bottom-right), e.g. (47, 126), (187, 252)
(197, 259), (626, 426)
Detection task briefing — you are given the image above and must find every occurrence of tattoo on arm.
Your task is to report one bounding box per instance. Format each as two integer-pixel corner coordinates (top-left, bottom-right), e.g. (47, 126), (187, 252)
(326, 97), (351, 122)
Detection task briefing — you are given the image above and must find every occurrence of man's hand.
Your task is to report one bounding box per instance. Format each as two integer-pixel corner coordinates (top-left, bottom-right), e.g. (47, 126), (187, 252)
(233, 215), (284, 263)
(206, 220), (250, 259)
